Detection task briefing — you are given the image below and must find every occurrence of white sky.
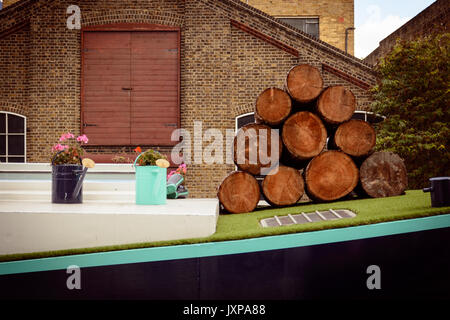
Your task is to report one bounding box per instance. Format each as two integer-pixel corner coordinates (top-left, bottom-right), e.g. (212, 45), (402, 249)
(354, 0), (436, 58)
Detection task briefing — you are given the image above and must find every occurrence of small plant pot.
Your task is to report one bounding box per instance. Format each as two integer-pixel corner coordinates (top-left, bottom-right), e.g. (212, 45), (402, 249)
(51, 164), (84, 204)
(134, 154), (167, 205)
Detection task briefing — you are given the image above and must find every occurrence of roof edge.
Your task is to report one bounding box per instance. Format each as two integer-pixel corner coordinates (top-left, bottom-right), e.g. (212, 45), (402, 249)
(0, 0), (35, 18)
(217, 0), (375, 73)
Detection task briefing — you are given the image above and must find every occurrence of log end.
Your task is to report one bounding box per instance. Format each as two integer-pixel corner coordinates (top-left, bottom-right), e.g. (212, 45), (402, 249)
(360, 151), (408, 198)
(286, 64), (323, 103)
(305, 150), (359, 201)
(282, 111), (327, 160)
(255, 87), (292, 126)
(234, 123), (282, 175)
(335, 119), (376, 157)
(317, 86), (356, 124)
(262, 165), (305, 206)
(217, 171), (261, 214)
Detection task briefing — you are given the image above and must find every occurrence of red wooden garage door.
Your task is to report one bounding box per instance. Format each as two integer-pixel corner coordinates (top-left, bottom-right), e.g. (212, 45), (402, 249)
(82, 29), (179, 146)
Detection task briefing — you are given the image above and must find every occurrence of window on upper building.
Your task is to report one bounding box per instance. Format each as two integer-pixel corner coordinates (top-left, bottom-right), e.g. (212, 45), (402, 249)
(278, 17), (319, 39)
(0, 112), (26, 163)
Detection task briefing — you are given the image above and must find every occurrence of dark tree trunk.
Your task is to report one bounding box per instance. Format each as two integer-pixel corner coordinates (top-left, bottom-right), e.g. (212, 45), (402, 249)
(359, 151), (408, 198)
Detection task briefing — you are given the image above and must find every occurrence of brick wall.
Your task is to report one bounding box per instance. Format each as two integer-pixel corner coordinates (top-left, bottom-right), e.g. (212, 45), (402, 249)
(364, 0), (449, 65)
(242, 0), (355, 55)
(3, 0), (21, 8)
(0, 0), (375, 197)
(0, 24), (29, 116)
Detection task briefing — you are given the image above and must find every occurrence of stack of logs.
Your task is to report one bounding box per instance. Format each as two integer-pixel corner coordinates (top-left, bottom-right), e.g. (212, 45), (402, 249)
(218, 64), (408, 214)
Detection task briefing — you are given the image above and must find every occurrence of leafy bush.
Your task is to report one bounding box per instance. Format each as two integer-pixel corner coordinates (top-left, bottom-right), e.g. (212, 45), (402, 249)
(371, 32), (450, 188)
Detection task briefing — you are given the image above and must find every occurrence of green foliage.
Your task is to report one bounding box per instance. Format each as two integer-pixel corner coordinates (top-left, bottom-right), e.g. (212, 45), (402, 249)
(371, 33), (450, 188)
(137, 149), (167, 166)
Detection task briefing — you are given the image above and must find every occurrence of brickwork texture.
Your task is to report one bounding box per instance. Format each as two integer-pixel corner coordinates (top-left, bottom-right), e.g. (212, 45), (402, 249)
(242, 0), (355, 55)
(0, 0), (375, 197)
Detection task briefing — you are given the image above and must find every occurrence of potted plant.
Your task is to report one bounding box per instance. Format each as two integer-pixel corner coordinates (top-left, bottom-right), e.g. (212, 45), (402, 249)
(50, 133), (89, 203)
(133, 147), (170, 205)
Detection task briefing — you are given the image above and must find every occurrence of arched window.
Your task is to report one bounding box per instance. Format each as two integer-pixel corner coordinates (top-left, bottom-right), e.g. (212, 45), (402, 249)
(235, 112), (255, 132)
(0, 112), (26, 163)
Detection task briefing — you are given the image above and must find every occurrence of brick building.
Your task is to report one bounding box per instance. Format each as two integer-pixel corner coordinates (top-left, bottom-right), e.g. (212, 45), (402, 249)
(0, 0), (376, 197)
(364, 0), (449, 65)
(241, 0), (355, 55)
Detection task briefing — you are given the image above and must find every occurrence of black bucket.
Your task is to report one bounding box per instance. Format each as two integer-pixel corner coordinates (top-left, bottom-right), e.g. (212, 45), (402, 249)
(423, 177), (450, 207)
(51, 162), (84, 203)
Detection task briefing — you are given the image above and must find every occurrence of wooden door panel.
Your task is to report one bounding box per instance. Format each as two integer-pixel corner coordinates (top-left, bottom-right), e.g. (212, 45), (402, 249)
(130, 31), (179, 146)
(82, 31), (131, 145)
(82, 29), (180, 146)
(84, 32), (131, 48)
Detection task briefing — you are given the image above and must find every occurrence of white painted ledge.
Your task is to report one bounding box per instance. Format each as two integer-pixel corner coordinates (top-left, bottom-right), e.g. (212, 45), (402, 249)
(0, 167), (219, 256)
(0, 199), (219, 255)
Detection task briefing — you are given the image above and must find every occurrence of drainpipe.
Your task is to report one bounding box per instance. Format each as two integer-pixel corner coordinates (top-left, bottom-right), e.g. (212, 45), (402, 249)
(345, 27), (355, 54)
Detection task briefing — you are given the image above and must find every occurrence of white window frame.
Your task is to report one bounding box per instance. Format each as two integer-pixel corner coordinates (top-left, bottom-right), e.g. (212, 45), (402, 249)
(0, 111), (27, 163)
(235, 112), (255, 133)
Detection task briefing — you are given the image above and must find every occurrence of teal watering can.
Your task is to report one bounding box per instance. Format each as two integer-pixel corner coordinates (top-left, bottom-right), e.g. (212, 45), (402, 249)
(134, 153), (167, 205)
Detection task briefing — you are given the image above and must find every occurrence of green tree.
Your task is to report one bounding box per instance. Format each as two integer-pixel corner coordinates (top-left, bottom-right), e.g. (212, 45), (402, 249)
(371, 32), (450, 189)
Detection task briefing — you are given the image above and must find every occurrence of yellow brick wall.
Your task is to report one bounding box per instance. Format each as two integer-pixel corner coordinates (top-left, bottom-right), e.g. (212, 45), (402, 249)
(3, 0), (21, 7)
(244, 0), (354, 55)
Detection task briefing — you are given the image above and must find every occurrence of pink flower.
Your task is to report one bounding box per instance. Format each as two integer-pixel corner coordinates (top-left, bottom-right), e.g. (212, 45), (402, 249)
(76, 134), (89, 144)
(52, 144), (67, 152)
(59, 132), (74, 142)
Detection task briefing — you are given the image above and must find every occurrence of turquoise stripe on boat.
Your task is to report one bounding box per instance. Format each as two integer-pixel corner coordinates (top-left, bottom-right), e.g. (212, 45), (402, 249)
(0, 214), (449, 276)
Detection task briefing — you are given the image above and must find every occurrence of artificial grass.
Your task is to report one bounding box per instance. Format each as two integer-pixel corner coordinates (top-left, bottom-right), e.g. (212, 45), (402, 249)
(1, 189), (449, 262)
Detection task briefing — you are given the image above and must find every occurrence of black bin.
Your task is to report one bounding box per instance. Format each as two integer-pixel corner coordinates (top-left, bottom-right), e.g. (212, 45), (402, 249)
(51, 164), (84, 203)
(423, 177), (450, 207)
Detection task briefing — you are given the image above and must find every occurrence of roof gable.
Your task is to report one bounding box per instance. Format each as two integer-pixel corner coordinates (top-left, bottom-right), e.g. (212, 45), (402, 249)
(0, 0), (374, 74)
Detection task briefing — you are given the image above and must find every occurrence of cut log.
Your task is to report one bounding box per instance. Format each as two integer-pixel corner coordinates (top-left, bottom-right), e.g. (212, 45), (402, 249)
(316, 86), (356, 124)
(233, 123), (282, 176)
(329, 119), (376, 157)
(255, 87), (292, 126)
(305, 150), (359, 201)
(282, 111), (327, 161)
(360, 151), (408, 198)
(261, 165), (304, 206)
(217, 171), (261, 214)
(286, 64), (323, 103)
